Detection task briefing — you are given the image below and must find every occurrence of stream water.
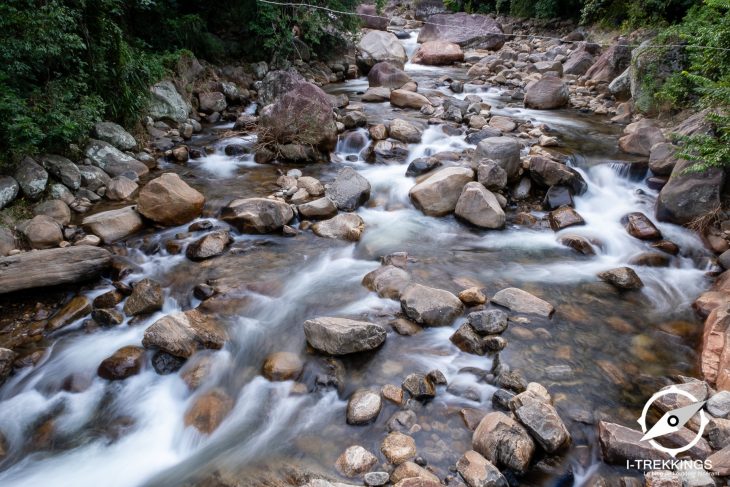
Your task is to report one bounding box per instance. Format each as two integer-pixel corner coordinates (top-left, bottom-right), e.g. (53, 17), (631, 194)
(0, 32), (714, 486)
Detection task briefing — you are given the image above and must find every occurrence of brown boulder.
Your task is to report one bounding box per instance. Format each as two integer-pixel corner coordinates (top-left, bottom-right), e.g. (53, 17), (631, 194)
(585, 39), (631, 84)
(623, 212), (662, 240)
(97, 346), (145, 380)
(142, 309), (228, 358)
(413, 41), (464, 65)
(472, 412), (535, 473)
(368, 62), (411, 89)
(524, 77), (570, 110)
(137, 173), (205, 226)
(598, 421), (669, 464)
(221, 198), (294, 233)
(618, 120), (666, 156)
(390, 89), (432, 110)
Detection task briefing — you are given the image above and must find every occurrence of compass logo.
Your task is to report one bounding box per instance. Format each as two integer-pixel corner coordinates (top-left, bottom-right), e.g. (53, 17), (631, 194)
(637, 385), (709, 457)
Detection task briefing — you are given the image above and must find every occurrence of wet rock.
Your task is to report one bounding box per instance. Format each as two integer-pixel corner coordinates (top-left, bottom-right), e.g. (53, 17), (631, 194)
(406, 157), (442, 178)
(362, 265), (411, 300)
(138, 173), (205, 226)
(489, 116), (516, 133)
(529, 156), (587, 195)
(558, 234), (595, 255)
(457, 450), (508, 487)
(381, 432), (417, 465)
(312, 213), (365, 241)
(369, 139), (409, 164)
(149, 80), (191, 122)
(400, 283), (463, 326)
(184, 389), (233, 434)
(39, 154), (81, 190)
(390, 89), (432, 110)
(524, 77), (569, 110)
(222, 198), (294, 234)
(492, 389), (515, 411)
(402, 373), (436, 400)
(387, 410), (418, 433)
(357, 31), (408, 71)
(34, 200), (71, 226)
(391, 318), (422, 336)
(656, 159), (724, 225)
(124, 278), (163, 316)
(618, 120), (666, 156)
(459, 287), (487, 306)
(409, 167), (474, 217)
(598, 267), (643, 290)
(85, 139), (149, 178)
(701, 305), (730, 385)
(143, 309), (227, 358)
(82, 206), (144, 244)
(413, 41), (464, 65)
(491, 288), (554, 317)
(0, 246), (112, 294)
(105, 176), (138, 201)
(474, 137), (521, 180)
(303, 317), (386, 355)
(262, 352), (303, 381)
(97, 346), (145, 380)
(347, 389), (382, 425)
(21, 215), (63, 249)
(391, 462), (440, 483)
(151, 351), (186, 375)
(91, 308), (124, 326)
(628, 252), (670, 267)
(417, 13), (505, 50)
(623, 212), (662, 240)
(451, 324), (489, 355)
(649, 142), (679, 176)
(368, 62), (412, 89)
(548, 206), (585, 231)
(455, 182), (505, 229)
(46, 295), (91, 331)
(477, 161), (508, 191)
(598, 421), (669, 464)
(543, 186), (574, 210)
(298, 197), (338, 220)
(390, 119), (423, 143)
(512, 393), (570, 453)
(336, 445), (378, 477)
(93, 290), (123, 309)
(343, 111), (367, 129)
(472, 412), (535, 473)
(186, 231), (232, 261)
(325, 167), (371, 212)
(468, 309), (508, 335)
(15, 157), (48, 200)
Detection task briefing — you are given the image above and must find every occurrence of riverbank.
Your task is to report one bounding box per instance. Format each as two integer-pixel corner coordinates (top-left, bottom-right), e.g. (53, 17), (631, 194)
(0, 5), (729, 487)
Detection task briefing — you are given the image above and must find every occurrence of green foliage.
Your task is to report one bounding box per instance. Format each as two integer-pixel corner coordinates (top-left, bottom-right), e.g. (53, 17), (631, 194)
(675, 113), (730, 172)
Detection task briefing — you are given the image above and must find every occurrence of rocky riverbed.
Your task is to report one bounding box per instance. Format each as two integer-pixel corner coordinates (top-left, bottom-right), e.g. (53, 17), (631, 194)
(0, 6), (729, 487)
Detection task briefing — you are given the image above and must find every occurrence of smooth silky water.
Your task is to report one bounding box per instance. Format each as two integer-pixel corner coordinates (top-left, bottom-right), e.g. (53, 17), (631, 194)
(0, 32), (713, 486)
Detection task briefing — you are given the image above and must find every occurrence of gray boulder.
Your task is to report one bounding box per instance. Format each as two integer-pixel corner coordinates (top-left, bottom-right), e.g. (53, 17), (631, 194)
(303, 317), (387, 355)
(149, 80), (191, 122)
(524, 77), (570, 110)
(474, 137), (521, 180)
(257, 70), (305, 108)
(400, 283), (463, 326)
(491, 288), (554, 317)
(409, 166), (474, 216)
(630, 41), (685, 115)
(357, 31), (408, 72)
(40, 154), (81, 190)
(657, 159), (724, 225)
(78, 165), (111, 192)
(417, 13), (505, 50)
(368, 62), (411, 89)
(0, 177), (19, 210)
(325, 167), (371, 211)
(85, 139), (149, 178)
(14, 157), (48, 200)
(312, 213), (365, 241)
(221, 198), (294, 233)
(94, 122), (137, 151)
(455, 182), (505, 229)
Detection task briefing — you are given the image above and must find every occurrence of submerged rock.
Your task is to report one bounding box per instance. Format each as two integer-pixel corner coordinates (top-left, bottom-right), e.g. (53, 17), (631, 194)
(381, 432), (417, 465)
(491, 288), (554, 317)
(262, 352), (302, 381)
(362, 265), (411, 300)
(184, 389), (233, 434)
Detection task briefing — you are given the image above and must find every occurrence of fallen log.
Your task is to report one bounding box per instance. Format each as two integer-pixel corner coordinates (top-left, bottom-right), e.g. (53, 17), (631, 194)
(0, 247), (112, 294)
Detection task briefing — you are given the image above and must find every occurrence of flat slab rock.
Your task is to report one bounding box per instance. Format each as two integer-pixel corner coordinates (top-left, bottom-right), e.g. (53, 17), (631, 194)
(303, 317), (386, 355)
(491, 288), (554, 317)
(0, 246), (112, 294)
(598, 421), (670, 464)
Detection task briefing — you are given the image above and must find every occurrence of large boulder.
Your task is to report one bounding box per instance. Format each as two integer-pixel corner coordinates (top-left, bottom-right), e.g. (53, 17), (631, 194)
(21, 215), (62, 249)
(390, 90), (432, 110)
(94, 122), (137, 151)
(472, 412), (535, 474)
(412, 41), (464, 65)
(0, 177), (19, 210)
(325, 167), (371, 211)
(221, 198), (294, 233)
(303, 317), (386, 355)
(39, 154), (81, 190)
(524, 77), (570, 110)
(137, 173), (205, 226)
(14, 157), (48, 200)
(630, 41), (685, 115)
(618, 120), (666, 156)
(357, 4), (388, 30)
(400, 283), (463, 326)
(257, 70), (305, 108)
(258, 82), (337, 161)
(0, 246), (111, 294)
(142, 309), (228, 358)
(649, 142), (679, 176)
(455, 182), (505, 229)
(417, 13), (505, 50)
(563, 50), (594, 76)
(584, 39), (631, 84)
(149, 80), (191, 122)
(357, 31), (408, 72)
(362, 265), (411, 300)
(529, 156), (587, 195)
(82, 206), (144, 244)
(657, 159), (724, 225)
(368, 62), (412, 89)
(474, 137), (521, 180)
(85, 139), (149, 178)
(79, 165), (111, 192)
(409, 167), (474, 216)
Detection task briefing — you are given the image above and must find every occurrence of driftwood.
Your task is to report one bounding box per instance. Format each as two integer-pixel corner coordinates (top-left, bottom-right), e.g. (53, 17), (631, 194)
(0, 246), (112, 294)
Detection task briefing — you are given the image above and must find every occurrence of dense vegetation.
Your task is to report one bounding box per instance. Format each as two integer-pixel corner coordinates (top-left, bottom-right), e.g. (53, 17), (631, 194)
(0, 0), (358, 169)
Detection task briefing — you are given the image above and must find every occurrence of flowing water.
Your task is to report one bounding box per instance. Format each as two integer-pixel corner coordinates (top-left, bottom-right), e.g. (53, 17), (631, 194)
(0, 32), (714, 486)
